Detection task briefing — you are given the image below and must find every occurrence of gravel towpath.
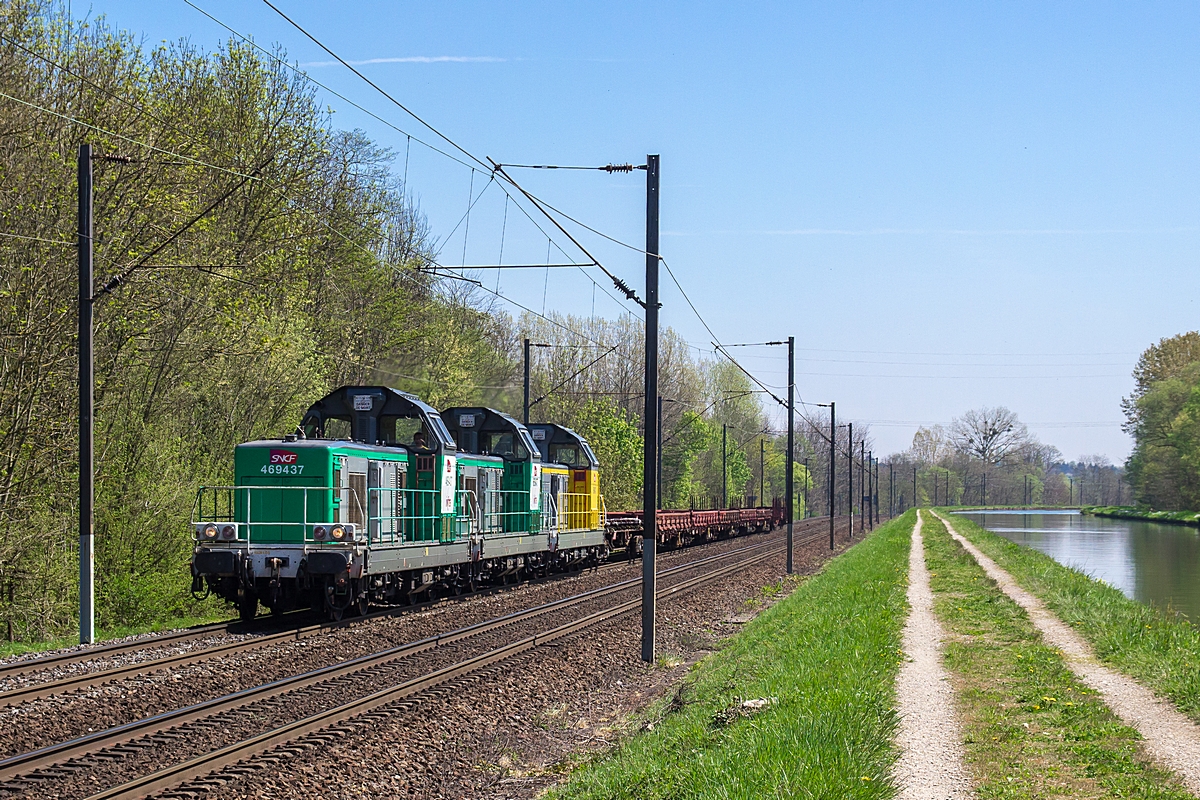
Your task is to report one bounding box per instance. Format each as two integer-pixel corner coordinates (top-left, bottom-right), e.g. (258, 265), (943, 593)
(936, 510), (1200, 795)
(894, 511), (974, 800)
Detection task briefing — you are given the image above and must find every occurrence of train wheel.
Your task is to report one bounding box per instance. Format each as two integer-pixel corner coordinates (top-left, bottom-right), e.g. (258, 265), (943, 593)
(355, 595), (369, 617)
(238, 592), (257, 623)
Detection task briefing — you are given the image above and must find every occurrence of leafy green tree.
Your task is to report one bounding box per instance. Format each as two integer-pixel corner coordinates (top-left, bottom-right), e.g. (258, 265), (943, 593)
(1125, 363), (1200, 509)
(573, 400), (643, 512)
(660, 410), (716, 509)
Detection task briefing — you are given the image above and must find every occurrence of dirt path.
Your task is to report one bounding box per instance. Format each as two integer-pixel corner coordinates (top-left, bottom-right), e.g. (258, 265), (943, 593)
(935, 510), (1200, 795)
(894, 511), (974, 799)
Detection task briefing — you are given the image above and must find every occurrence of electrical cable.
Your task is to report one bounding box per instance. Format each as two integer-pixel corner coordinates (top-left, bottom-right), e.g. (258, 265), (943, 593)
(260, 0), (490, 173)
(185, 0), (651, 326)
(528, 346), (618, 408)
(0, 89), (260, 181)
(1, 25), (684, 433)
(23, 5), (772, 425)
(241, 0), (650, 315)
(489, 161), (642, 305)
(0, 231), (75, 246)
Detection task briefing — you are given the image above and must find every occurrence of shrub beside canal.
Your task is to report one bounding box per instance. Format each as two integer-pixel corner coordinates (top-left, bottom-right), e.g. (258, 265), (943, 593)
(547, 512), (915, 800)
(950, 514), (1200, 722)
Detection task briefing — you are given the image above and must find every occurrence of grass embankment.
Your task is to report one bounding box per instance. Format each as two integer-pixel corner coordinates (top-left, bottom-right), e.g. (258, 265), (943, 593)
(1084, 506), (1200, 527)
(921, 513), (1190, 798)
(0, 611), (234, 660)
(948, 514), (1200, 723)
(547, 512), (915, 800)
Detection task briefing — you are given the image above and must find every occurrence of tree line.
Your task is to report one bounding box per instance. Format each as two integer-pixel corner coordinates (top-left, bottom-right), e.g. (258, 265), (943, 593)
(882, 407), (1125, 510)
(0, 1), (816, 643)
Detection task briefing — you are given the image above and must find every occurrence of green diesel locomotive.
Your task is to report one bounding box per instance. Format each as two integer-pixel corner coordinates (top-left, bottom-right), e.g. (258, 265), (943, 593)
(190, 386), (609, 620)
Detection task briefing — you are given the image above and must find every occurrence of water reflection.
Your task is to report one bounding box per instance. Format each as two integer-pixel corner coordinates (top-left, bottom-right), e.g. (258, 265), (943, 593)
(955, 510), (1200, 621)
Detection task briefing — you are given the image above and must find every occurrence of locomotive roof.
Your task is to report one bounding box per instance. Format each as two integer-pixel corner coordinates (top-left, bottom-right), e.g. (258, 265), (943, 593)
(527, 423), (600, 468)
(442, 406), (541, 461)
(236, 438), (412, 456)
(300, 385), (455, 452)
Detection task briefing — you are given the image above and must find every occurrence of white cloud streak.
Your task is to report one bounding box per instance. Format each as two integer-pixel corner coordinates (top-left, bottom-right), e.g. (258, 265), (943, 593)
(301, 56), (506, 67)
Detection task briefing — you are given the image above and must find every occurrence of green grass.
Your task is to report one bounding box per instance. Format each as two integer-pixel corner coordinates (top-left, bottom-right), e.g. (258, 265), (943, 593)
(0, 610), (234, 660)
(1084, 506), (1200, 527)
(546, 511), (916, 800)
(922, 512), (1190, 798)
(946, 513), (1200, 723)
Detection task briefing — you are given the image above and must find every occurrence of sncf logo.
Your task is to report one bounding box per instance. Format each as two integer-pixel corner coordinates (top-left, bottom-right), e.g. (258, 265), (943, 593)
(269, 449), (298, 465)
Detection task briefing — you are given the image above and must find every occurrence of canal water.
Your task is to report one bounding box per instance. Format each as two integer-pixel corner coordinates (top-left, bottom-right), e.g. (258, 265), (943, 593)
(954, 509), (1200, 621)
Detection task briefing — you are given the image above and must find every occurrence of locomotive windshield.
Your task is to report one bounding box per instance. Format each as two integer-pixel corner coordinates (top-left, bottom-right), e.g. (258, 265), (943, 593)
(549, 443), (583, 467)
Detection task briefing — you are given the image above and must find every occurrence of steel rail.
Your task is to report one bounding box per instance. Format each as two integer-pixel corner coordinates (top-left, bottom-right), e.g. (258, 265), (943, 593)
(0, 560), (624, 694)
(0, 548), (645, 705)
(0, 623), (232, 682)
(0, 534), (795, 784)
(0, 519), (820, 705)
(87, 541), (793, 800)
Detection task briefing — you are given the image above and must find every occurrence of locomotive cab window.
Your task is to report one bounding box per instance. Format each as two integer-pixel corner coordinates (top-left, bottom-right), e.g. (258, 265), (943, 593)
(321, 418), (351, 440)
(549, 444), (582, 467)
(480, 431), (528, 460)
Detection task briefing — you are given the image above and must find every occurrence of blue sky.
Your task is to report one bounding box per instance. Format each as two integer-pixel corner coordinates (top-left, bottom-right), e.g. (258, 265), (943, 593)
(86, 0), (1200, 462)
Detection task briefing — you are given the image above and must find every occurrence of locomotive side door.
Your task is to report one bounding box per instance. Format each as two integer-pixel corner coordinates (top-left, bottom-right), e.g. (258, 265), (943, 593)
(367, 461), (382, 542)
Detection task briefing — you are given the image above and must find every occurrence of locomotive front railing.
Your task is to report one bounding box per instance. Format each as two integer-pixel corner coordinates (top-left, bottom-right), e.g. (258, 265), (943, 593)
(193, 485), (367, 546)
(536, 492), (602, 533)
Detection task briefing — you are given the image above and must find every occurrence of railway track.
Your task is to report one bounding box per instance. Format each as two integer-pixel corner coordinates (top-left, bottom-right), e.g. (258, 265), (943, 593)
(0, 519), (830, 708)
(0, 530), (817, 799)
(0, 564), (620, 700)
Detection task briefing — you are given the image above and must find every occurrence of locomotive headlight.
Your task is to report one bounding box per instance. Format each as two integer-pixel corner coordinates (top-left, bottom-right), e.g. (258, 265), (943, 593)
(202, 524), (219, 540)
(314, 525), (327, 541)
(221, 525), (237, 540)
(330, 525), (346, 541)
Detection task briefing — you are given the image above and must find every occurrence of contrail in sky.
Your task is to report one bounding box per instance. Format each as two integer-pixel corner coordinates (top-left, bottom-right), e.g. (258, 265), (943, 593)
(301, 56), (506, 67)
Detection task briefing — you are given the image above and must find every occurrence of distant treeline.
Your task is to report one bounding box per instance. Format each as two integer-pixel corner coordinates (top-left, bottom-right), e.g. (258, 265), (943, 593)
(883, 407), (1125, 510)
(0, 1), (815, 643)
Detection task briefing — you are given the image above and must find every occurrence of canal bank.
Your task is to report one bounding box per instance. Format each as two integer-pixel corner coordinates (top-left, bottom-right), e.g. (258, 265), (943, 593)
(1085, 505), (1200, 527)
(923, 511), (1194, 797)
(947, 512), (1200, 727)
(958, 508), (1200, 625)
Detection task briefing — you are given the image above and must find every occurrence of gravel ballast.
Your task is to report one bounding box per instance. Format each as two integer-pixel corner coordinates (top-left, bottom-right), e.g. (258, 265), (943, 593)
(162, 522), (860, 799)
(0, 526), (820, 760)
